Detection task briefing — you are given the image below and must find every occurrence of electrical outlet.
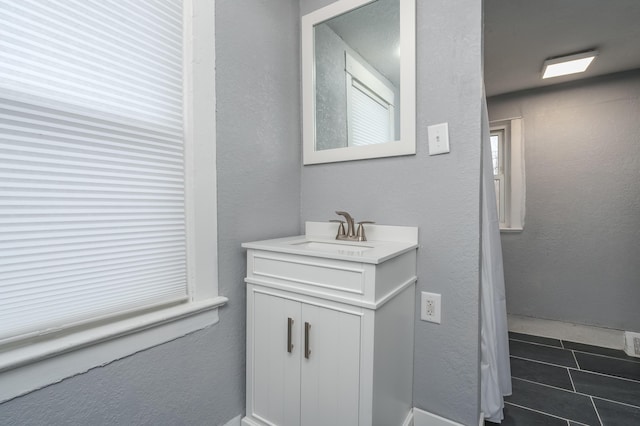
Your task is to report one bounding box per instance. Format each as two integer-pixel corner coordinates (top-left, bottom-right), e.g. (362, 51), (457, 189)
(624, 331), (640, 358)
(421, 292), (441, 324)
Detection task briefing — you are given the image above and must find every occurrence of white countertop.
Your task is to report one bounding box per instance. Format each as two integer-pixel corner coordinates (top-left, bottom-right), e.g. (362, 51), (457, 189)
(242, 222), (419, 264)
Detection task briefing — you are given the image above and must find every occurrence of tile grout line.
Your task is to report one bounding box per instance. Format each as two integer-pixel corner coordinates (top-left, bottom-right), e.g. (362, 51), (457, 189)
(504, 401), (588, 425)
(560, 338), (640, 364)
(567, 367), (577, 392)
(512, 337), (640, 364)
(590, 396), (604, 426)
(511, 378), (601, 425)
(510, 337), (564, 350)
(572, 350), (581, 370)
(589, 395), (640, 411)
(511, 377), (582, 395)
(574, 348), (640, 384)
(510, 354), (576, 369)
(511, 376), (640, 411)
(568, 364), (640, 385)
(572, 348), (640, 364)
(511, 353), (640, 385)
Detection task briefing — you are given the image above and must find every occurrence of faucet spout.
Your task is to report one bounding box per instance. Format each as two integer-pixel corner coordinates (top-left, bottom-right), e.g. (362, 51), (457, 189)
(335, 211), (355, 238)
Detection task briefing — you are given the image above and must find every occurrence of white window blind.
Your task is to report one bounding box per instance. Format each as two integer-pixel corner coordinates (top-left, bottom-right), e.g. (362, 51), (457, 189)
(344, 52), (395, 147)
(350, 81), (392, 147)
(0, 0), (187, 344)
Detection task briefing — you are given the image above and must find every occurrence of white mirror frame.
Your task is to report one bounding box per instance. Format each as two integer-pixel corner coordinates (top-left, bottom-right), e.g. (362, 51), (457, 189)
(302, 0), (416, 165)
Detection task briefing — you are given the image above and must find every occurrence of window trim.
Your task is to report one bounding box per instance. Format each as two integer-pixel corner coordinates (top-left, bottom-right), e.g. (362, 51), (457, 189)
(490, 129), (507, 225)
(0, 0), (226, 403)
(490, 118), (525, 232)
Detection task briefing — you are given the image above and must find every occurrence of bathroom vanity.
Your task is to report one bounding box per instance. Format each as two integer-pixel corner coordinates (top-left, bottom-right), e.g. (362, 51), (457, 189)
(241, 222), (418, 426)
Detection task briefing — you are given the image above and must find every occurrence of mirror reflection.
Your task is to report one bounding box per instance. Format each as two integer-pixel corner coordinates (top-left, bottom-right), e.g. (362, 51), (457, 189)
(314, 0), (400, 151)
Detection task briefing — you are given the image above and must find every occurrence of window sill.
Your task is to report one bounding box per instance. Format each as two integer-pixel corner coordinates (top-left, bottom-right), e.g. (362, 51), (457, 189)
(500, 227), (523, 233)
(0, 296), (228, 403)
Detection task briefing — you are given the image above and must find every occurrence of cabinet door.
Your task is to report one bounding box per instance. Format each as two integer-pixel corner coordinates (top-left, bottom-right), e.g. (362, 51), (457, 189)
(300, 304), (361, 426)
(252, 292), (301, 426)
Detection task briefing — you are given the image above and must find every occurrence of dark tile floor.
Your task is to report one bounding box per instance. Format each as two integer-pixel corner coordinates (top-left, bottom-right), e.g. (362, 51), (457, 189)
(486, 332), (640, 425)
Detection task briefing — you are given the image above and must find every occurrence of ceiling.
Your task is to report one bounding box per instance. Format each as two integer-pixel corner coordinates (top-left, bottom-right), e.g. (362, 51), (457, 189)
(483, 0), (640, 97)
(325, 0), (400, 88)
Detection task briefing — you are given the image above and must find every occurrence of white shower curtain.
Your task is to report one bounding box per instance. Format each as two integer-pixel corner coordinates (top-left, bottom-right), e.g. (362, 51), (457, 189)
(480, 97), (512, 423)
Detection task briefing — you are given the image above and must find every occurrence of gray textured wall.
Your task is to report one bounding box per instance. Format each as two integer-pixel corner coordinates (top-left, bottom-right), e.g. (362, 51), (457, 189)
(488, 71), (640, 332)
(301, 0), (484, 424)
(0, 0), (301, 424)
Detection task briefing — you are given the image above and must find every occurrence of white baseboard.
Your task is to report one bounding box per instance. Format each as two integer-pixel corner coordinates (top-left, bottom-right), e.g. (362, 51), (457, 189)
(402, 409), (414, 426)
(412, 407), (464, 426)
(507, 314), (625, 349)
(222, 414), (242, 426)
(242, 410), (414, 426)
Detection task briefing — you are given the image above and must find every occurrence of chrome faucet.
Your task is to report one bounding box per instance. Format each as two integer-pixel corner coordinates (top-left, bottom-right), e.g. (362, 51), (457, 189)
(335, 211), (356, 238)
(333, 211), (374, 242)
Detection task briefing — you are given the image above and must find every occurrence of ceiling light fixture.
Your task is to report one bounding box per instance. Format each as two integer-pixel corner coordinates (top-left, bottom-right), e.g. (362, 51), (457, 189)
(542, 50), (598, 79)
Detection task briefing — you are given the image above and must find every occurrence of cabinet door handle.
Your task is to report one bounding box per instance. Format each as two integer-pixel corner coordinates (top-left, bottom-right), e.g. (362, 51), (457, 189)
(304, 322), (311, 359)
(287, 317), (294, 353)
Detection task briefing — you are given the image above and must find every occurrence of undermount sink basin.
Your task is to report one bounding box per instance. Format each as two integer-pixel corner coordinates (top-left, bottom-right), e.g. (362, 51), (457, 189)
(290, 240), (373, 255)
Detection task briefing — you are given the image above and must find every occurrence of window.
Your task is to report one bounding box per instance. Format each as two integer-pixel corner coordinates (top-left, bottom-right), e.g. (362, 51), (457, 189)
(0, 0), (225, 402)
(345, 52), (396, 147)
(490, 130), (506, 223)
(490, 118), (525, 231)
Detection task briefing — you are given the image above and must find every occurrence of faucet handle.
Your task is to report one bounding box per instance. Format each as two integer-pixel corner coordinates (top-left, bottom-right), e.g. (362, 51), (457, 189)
(329, 219), (346, 238)
(356, 221), (375, 242)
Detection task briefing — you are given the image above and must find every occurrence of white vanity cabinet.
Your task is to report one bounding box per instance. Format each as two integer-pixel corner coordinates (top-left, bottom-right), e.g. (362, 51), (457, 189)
(251, 291), (362, 426)
(242, 222), (418, 426)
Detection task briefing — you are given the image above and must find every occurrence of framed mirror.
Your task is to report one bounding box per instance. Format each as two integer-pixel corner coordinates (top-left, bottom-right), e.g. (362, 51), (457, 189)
(302, 0), (415, 165)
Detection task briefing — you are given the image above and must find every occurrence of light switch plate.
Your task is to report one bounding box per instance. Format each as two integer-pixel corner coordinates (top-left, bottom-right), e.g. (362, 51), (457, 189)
(428, 122), (450, 155)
